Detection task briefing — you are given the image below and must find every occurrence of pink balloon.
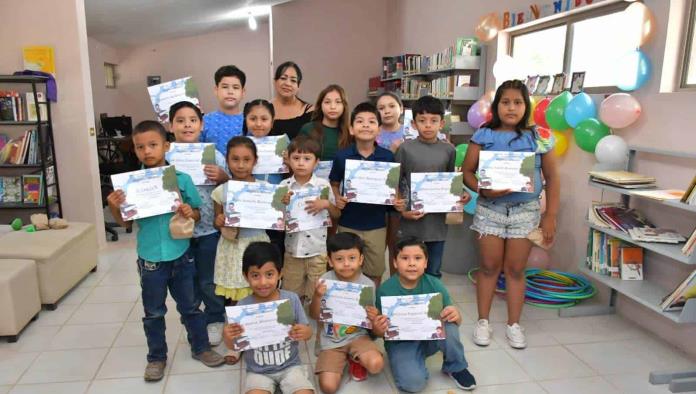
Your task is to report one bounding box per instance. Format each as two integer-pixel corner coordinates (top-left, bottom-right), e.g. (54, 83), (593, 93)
(599, 93), (642, 129)
(467, 99), (492, 129)
(527, 246), (550, 269)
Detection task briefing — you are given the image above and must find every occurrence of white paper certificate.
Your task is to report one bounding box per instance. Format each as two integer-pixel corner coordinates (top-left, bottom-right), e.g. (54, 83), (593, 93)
(111, 166), (179, 221)
(250, 135), (290, 174)
(167, 143), (217, 185)
(225, 299), (295, 351)
(320, 279), (373, 329)
(224, 180), (285, 230)
(147, 76), (200, 123)
(344, 159), (400, 205)
(478, 151), (535, 193)
(285, 186), (331, 233)
(381, 293), (445, 341)
(314, 161), (333, 180)
(410, 172), (464, 213)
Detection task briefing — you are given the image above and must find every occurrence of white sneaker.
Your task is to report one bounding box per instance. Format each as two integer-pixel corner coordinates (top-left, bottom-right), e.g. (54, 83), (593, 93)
(207, 322), (223, 346)
(472, 319), (492, 346)
(506, 323), (527, 349)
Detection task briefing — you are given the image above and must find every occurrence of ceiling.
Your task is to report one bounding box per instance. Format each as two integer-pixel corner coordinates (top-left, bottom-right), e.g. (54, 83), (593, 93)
(85, 0), (291, 48)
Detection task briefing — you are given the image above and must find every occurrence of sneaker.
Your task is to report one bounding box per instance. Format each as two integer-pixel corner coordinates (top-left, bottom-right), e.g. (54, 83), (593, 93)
(472, 319), (492, 346)
(192, 350), (225, 367)
(448, 368), (476, 390)
(506, 323), (527, 349)
(143, 361), (166, 382)
(349, 358), (368, 382)
(207, 322), (223, 346)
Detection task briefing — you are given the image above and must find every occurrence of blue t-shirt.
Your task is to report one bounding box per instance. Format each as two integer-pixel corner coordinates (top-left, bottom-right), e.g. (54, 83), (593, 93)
(471, 127), (553, 204)
(376, 126), (405, 151)
(329, 144), (395, 230)
(201, 111), (244, 156)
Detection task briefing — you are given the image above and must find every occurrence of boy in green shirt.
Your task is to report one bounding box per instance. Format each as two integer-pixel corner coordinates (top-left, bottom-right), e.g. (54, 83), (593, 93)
(107, 120), (224, 382)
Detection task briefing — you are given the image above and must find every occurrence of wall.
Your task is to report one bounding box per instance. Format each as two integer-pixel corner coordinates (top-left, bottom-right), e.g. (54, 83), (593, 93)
(271, 0), (389, 107)
(388, 0), (696, 357)
(88, 37), (120, 122)
(0, 0), (105, 246)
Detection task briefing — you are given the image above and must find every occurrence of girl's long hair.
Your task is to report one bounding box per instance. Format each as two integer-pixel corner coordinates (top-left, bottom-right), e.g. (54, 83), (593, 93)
(482, 79), (532, 141)
(310, 84), (352, 150)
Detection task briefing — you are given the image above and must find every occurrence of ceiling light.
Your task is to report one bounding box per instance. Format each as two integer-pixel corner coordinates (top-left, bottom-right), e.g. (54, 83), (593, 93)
(248, 13), (257, 30)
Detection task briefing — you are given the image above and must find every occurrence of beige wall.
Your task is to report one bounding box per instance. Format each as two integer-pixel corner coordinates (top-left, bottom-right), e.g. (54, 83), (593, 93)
(88, 37), (120, 123)
(0, 0), (105, 246)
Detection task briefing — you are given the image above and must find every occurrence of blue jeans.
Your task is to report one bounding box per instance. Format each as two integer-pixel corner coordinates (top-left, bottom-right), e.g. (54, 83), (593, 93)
(425, 241), (445, 278)
(137, 251), (210, 362)
(387, 322), (468, 393)
(190, 232), (225, 324)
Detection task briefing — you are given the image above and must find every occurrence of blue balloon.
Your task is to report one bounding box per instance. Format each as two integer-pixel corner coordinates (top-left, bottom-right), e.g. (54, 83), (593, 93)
(616, 49), (652, 91)
(564, 92), (596, 129)
(464, 186), (478, 215)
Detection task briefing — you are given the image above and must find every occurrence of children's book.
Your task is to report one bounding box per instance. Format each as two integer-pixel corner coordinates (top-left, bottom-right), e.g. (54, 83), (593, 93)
(1, 176), (21, 203)
(22, 174), (42, 204)
(661, 270), (696, 311)
(620, 246), (643, 280)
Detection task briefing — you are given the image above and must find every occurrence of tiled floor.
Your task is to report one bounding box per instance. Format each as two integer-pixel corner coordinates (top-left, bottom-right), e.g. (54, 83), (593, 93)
(1, 231), (694, 394)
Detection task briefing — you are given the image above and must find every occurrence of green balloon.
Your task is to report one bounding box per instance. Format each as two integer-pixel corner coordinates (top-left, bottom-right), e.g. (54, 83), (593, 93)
(455, 144), (468, 167)
(545, 91), (573, 131)
(573, 118), (610, 152)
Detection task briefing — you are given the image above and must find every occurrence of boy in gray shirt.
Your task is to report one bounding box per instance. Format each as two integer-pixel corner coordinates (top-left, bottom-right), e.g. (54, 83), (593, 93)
(395, 96), (471, 278)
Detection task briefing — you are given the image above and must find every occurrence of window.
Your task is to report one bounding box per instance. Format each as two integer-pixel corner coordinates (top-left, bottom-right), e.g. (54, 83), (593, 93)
(104, 63), (117, 88)
(682, 0), (696, 88)
(512, 25), (567, 77)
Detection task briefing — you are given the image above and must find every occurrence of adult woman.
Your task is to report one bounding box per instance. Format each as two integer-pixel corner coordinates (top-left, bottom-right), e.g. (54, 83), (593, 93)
(270, 61), (313, 139)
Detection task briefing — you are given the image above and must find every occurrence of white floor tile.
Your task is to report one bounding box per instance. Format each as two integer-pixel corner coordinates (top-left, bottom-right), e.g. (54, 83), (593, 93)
(507, 345), (594, 381)
(459, 299), (509, 323)
(0, 351), (39, 385)
(536, 315), (648, 345)
(33, 304), (79, 327)
(48, 323), (122, 350)
(603, 373), (674, 394)
(84, 285), (140, 304)
(464, 349), (531, 386)
(9, 381), (90, 394)
(18, 348), (108, 384)
(521, 305), (562, 321)
(98, 269), (140, 286)
(0, 385), (10, 394)
(458, 324), (503, 352)
(0, 325), (61, 353)
(67, 302), (135, 325)
(113, 321), (181, 349)
(75, 271), (108, 290)
(59, 287), (93, 306)
(168, 345), (239, 375)
(447, 285), (477, 304)
(539, 375), (620, 394)
(490, 320), (559, 348)
(96, 346), (159, 379)
(332, 369), (394, 393)
(164, 370), (240, 394)
(423, 381), (546, 393)
(87, 377), (165, 394)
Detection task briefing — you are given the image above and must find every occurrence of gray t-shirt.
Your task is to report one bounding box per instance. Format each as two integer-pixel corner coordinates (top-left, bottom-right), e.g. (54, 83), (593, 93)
(395, 138), (456, 242)
(319, 270), (375, 350)
(237, 290), (309, 374)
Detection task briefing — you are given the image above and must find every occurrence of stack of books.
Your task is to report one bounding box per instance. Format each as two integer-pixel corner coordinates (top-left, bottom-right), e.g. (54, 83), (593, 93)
(661, 270), (696, 311)
(589, 170), (657, 189)
(628, 227), (686, 244)
(586, 229), (643, 280)
(588, 202), (651, 233)
(0, 128), (41, 165)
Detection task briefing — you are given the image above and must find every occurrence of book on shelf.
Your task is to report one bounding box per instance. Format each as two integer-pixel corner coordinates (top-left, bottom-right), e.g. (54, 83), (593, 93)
(680, 175), (696, 205)
(660, 270), (696, 311)
(455, 37), (480, 56)
(25, 92), (48, 122)
(589, 202), (651, 233)
(682, 227), (696, 256)
(628, 227), (686, 244)
(631, 189), (684, 201)
(21, 174), (42, 204)
(0, 176), (21, 203)
(586, 228), (643, 280)
(620, 246), (643, 280)
(0, 129), (40, 165)
(589, 170), (656, 188)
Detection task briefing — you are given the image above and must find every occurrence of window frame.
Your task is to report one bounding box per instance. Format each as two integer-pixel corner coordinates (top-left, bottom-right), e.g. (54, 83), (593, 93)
(508, 1), (630, 94)
(680, 0), (696, 89)
(104, 62), (117, 89)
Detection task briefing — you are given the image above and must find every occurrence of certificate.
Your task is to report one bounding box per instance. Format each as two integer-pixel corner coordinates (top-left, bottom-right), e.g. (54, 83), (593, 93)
(285, 186), (331, 233)
(314, 161), (333, 180)
(225, 299), (295, 351)
(381, 293), (444, 341)
(344, 159), (400, 205)
(147, 76), (200, 123)
(250, 135), (290, 174)
(111, 166), (180, 221)
(410, 172), (464, 213)
(319, 279), (374, 329)
(224, 180), (285, 230)
(168, 143), (217, 185)
(478, 151), (535, 193)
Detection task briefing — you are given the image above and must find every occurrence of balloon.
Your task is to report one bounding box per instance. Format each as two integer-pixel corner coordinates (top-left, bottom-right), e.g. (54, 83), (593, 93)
(464, 186), (478, 215)
(455, 144), (469, 167)
(624, 2), (656, 47)
(533, 98), (551, 129)
(528, 96), (539, 126)
(573, 118), (610, 152)
(475, 12), (503, 42)
(493, 55), (526, 82)
(527, 246), (550, 269)
(595, 135), (629, 165)
(599, 93), (642, 129)
(467, 99), (492, 129)
(480, 90), (496, 102)
(616, 49), (652, 91)
(545, 91), (573, 131)
(552, 130), (568, 156)
(564, 92), (597, 128)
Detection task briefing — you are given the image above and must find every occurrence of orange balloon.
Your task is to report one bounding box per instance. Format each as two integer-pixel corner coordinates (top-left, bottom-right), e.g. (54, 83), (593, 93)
(475, 13), (503, 42)
(624, 2), (656, 47)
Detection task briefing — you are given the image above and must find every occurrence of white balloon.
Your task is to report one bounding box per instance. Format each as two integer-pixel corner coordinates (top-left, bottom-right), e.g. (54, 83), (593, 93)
(595, 135), (629, 165)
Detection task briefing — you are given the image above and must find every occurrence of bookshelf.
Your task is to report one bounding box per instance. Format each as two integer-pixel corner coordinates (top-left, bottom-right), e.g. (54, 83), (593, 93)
(0, 75), (62, 223)
(563, 146), (696, 324)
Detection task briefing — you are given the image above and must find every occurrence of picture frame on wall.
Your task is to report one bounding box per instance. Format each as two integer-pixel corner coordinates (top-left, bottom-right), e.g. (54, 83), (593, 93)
(533, 75), (550, 95)
(525, 75), (539, 94)
(147, 75), (162, 87)
(570, 71), (586, 94)
(550, 73), (566, 95)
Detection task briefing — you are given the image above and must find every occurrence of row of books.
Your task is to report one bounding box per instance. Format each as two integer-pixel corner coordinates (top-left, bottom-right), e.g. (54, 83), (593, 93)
(589, 202), (686, 244)
(0, 129), (42, 165)
(0, 91), (47, 122)
(399, 75), (472, 100)
(661, 269), (696, 311)
(381, 55), (407, 80)
(0, 175), (45, 205)
(586, 229), (643, 280)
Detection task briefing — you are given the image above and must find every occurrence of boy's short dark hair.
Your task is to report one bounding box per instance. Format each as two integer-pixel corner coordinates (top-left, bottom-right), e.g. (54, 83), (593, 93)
(214, 65), (246, 87)
(287, 134), (320, 158)
(350, 102), (382, 126)
(327, 232), (364, 256)
(132, 120), (168, 141)
(169, 101), (203, 124)
(395, 236), (428, 260)
(242, 242), (282, 274)
(412, 95), (445, 118)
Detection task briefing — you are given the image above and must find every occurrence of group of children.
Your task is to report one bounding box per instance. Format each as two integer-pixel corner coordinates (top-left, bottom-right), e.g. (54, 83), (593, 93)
(106, 63), (559, 393)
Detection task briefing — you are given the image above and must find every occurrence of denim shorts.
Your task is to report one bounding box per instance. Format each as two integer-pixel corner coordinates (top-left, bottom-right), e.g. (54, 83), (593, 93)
(471, 199), (541, 239)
